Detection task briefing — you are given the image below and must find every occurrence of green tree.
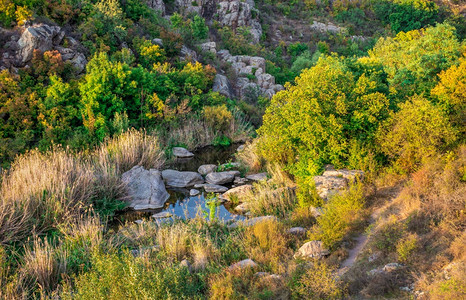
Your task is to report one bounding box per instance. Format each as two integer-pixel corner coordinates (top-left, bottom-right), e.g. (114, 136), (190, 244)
(368, 23), (462, 98)
(79, 53), (150, 141)
(258, 55), (390, 203)
(377, 95), (457, 172)
(38, 75), (79, 147)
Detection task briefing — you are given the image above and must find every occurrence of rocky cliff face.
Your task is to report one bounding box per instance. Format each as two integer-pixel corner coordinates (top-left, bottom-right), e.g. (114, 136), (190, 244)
(0, 24), (87, 73)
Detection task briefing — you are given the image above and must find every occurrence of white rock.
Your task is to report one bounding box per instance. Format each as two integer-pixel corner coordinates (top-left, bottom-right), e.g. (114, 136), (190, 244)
(294, 241), (330, 259)
(287, 227), (307, 235)
(205, 171), (240, 185)
(229, 259), (258, 270)
(246, 173), (267, 181)
(190, 189), (200, 196)
(203, 184), (229, 193)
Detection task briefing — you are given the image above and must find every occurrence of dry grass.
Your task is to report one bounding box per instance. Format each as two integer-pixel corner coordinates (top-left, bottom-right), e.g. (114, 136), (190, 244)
(158, 111), (253, 150)
(0, 149), (93, 244)
(243, 164), (297, 217)
(0, 129), (164, 245)
(20, 238), (67, 294)
(243, 219), (292, 274)
(235, 140), (266, 173)
(96, 128), (165, 174)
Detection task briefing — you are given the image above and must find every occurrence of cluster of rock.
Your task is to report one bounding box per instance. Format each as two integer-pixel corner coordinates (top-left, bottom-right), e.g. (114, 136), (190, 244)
(313, 166), (364, 201)
(0, 24), (87, 73)
(122, 146), (266, 212)
(214, 49), (283, 99)
(149, 0), (261, 43)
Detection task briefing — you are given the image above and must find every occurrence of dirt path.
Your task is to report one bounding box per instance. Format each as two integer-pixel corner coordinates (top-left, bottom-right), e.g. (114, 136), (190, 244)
(337, 185), (403, 276)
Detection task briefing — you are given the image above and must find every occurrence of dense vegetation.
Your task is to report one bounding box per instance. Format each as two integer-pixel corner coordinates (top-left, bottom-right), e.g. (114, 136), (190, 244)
(0, 0), (465, 298)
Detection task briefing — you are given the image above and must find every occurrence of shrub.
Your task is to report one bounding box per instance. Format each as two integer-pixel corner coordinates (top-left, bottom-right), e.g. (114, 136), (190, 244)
(368, 23), (462, 97)
(431, 52), (466, 136)
(61, 251), (203, 299)
(377, 95), (457, 172)
(258, 55), (390, 203)
(291, 261), (346, 299)
(202, 105), (232, 132)
(396, 233), (419, 263)
(309, 183), (366, 249)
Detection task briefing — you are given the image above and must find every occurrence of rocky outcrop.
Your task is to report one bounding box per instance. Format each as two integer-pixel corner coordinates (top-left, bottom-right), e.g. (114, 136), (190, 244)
(122, 166), (170, 210)
(200, 41), (217, 53)
(314, 168), (364, 201)
(310, 21), (345, 34)
(162, 169), (204, 188)
(17, 24), (64, 63)
(294, 240), (330, 259)
(216, 0), (262, 43)
(1, 24), (87, 72)
(147, 0), (166, 14)
(180, 45), (198, 61)
(217, 49), (283, 99)
(172, 147), (194, 158)
(175, 0), (203, 15)
(212, 74), (233, 98)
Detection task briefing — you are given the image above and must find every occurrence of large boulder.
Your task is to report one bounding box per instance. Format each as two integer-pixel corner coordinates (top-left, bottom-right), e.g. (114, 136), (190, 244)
(122, 166), (170, 210)
(17, 24), (64, 63)
(294, 241), (330, 259)
(162, 169), (204, 188)
(205, 171), (240, 185)
(212, 74), (233, 98)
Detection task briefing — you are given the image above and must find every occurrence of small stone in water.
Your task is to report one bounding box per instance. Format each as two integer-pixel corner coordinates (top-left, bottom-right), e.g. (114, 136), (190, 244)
(190, 189), (200, 196)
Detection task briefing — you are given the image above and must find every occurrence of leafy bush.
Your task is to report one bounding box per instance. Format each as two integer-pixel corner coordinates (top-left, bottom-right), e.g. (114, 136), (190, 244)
(258, 55), (390, 201)
(368, 23), (462, 97)
(61, 251), (203, 299)
(309, 183), (366, 249)
(374, 0), (439, 33)
(377, 95), (457, 172)
(291, 261), (346, 299)
(202, 105), (232, 132)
